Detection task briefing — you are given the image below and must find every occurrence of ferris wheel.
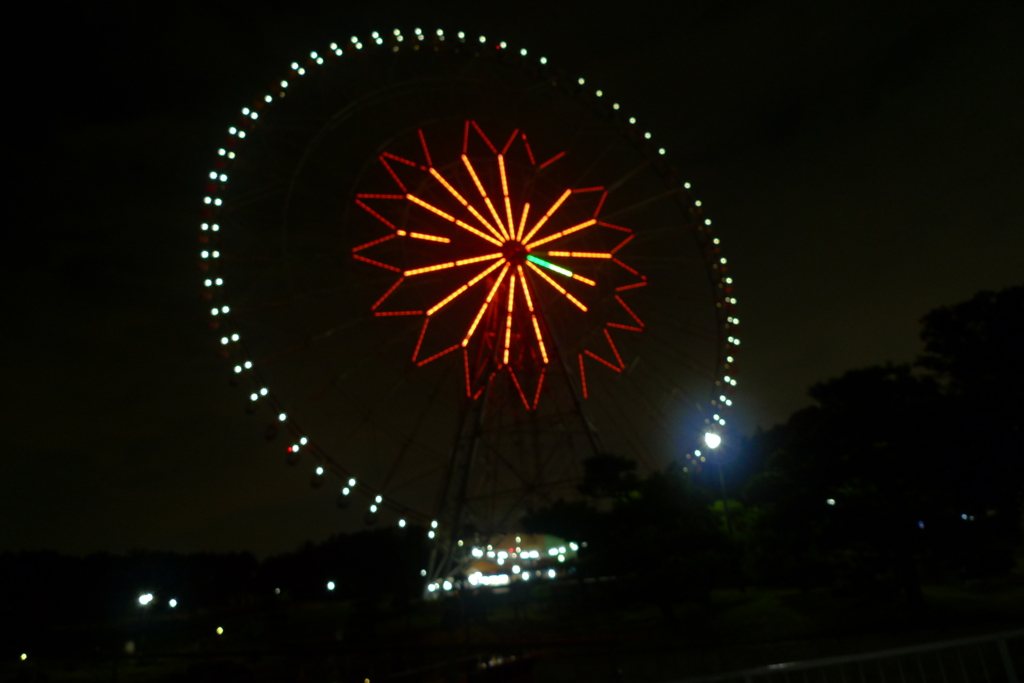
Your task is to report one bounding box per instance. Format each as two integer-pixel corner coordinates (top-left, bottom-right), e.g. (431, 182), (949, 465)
(198, 28), (741, 581)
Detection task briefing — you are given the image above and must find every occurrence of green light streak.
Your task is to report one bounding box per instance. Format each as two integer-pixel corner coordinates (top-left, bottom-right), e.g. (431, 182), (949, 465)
(526, 254), (573, 278)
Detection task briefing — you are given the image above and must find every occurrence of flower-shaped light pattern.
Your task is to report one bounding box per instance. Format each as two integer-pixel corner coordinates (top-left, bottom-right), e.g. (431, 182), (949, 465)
(352, 121), (647, 409)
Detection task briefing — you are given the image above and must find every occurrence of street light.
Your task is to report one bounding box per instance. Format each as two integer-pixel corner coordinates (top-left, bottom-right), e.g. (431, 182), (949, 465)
(703, 432), (733, 535)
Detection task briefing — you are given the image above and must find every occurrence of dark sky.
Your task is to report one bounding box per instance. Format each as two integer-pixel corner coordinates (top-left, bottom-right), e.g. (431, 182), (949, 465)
(4, 0), (1021, 557)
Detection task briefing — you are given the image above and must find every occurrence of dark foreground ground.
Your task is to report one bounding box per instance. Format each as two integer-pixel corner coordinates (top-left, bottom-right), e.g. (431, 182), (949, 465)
(5, 570), (1024, 683)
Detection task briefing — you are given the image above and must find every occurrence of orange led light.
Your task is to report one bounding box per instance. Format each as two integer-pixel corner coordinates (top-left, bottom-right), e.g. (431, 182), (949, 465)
(356, 193), (405, 199)
(456, 253), (502, 267)
(573, 186), (604, 193)
(408, 232), (450, 243)
(417, 344), (460, 367)
(572, 274), (596, 286)
(499, 154), (515, 231)
(615, 294), (644, 327)
(579, 354), (588, 399)
(461, 155), (488, 198)
(464, 205), (504, 242)
(405, 262), (456, 276)
(356, 200), (398, 231)
(407, 194), (454, 221)
(585, 349), (621, 373)
(430, 168), (469, 206)
(516, 202), (530, 241)
(427, 258), (506, 316)
(593, 190), (608, 218)
(516, 266), (534, 311)
(428, 285), (468, 316)
(371, 276), (404, 311)
(353, 254), (402, 272)
(407, 193), (503, 246)
(526, 261), (588, 312)
(532, 315), (548, 364)
(503, 275), (516, 365)
(483, 196), (508, 239)
(546, 250), (611, 259)
(374, 310), (423, 317)
(521, 132), (536, 165)
(525, 219), (598, 250)
(521, 189), (572, 244)
(607, 322), (643, 332)
(352, 234), (396, 252)
(615, 281), (647, 292)
(538, 150), (565, 170)
(463, 263), (510, 345)
(604, 328), (625, 369)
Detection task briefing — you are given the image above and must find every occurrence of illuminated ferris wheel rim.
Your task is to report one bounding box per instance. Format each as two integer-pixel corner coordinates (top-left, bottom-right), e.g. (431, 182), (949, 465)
(197, 26), (742, 530)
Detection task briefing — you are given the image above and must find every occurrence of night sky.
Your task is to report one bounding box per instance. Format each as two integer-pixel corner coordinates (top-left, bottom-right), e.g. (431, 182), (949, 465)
(5, 0), (1021, 557)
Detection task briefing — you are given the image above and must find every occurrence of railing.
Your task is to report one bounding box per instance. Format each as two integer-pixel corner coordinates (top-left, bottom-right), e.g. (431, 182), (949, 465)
(667, 630), (1024, 683)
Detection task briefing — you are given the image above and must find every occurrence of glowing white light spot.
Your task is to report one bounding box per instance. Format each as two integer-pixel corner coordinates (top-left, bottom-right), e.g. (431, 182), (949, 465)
(218, 148), (225, 156)
(244, 361), (252, 368)
(21, 654), (28, 661)
(234, 366), (242, 373)
(578, 77), (585, 85)
(644, 132), (652, 139)
(512, 565), (521, 574)
(264, 95), (272, 103)
(520, 48), (527, 56)
(348, 478), (356, 486)
(704, 432), (722, 449)
(216, 626), (224, 635)
(548, 569), (556, 578)
(370, 504), (378, 513)
(231, 333), (239, 341)
(138, 593), (154, 606)
(827, 498), (836, 506)
(443, 580), (452, 590)
(375, 495), (383, 503)
(299, 437), (307, 445)
(327, 581), (335, 590)
(540, 56), (547, 64)
(342, 486), (350, 495)
(250, 393), (258, 401)
(291, 62), (299, 70)
(316, 466), (324, 475)
(629, 117), (636, 124)
(659, 148), (666, 154)
(259, 387), (268, 396)
(428, 530), (435, 539)
(242, 107), (250, 115)
(398, 519), (406, 527)
(220, 337), (229, 345)
(613, 103), (620, 110)
(431, 520), (438, 529)
(168, 598), (177, 608)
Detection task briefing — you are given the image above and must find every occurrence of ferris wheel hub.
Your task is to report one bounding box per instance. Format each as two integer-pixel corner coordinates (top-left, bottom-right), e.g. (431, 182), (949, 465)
(500, 239), (528, 264)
